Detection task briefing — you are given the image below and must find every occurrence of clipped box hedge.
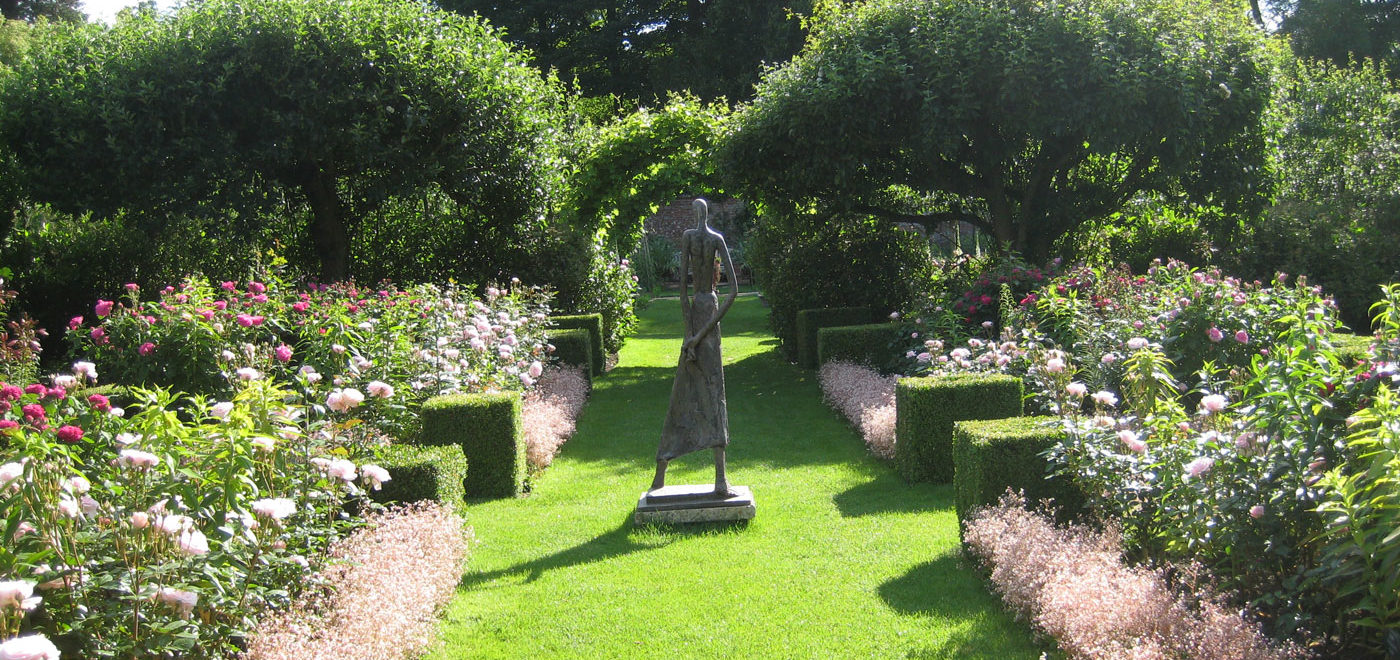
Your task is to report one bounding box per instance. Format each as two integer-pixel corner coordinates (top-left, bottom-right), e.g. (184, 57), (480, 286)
(370, 443), (468, 508)
(551, 314), (604, 375)
(895, 373), (1022, 483)
(550, 328), (594, 378)
(796, 306), (873, 369)
(419, 391), (524, 499)
(952, 416), (1081, 535)
(816, 323), (907, 373)
(1330, 332), (1374, 367)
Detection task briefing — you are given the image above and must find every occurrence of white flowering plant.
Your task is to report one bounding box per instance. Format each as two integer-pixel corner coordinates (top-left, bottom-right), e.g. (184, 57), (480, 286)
(0, 366), (389, 657)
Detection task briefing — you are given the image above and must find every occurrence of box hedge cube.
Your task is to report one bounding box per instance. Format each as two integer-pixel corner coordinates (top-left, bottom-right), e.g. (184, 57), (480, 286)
(796, 306), (873, 369)
(550, 328), (594, 378)
(420, 392), (524, 498)
(895, 373), (1022, 483)
(953, 416), (1082, 535)
(817, 323), (907, 373)
(551, 314), (605, 375)
(370, 443), (468, 508)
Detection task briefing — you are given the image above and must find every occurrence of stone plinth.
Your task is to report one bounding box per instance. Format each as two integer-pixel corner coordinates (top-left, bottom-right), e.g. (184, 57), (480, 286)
(634, 485), (755, 524)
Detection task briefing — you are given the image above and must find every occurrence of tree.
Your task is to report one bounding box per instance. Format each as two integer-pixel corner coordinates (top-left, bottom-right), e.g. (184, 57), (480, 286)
(0, 0), (83, 23)
(1275, 0), (1400, 75)
(440, 0), (813, 105)
(0, 0), (566, 280)
(721, 0), (1276, 261)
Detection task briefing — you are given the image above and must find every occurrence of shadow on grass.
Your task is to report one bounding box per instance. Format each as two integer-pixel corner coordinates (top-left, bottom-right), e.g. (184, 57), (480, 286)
(458, 512), (748, 588)
(832, 474), (951, 517)
(881, 553), (1046, 659)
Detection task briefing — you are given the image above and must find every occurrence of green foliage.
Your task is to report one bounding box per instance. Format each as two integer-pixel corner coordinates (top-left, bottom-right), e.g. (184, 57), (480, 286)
(630, 233), (678, 293)
(749, 211), (932, 359)
(439, 0), (814, 105)
(420, 392), (524, 499)
(0, 0), (83, 23)
(568, 95), (731, 251)
(1278, 0), (1400, 76)
(0, 0), (566, 280)
(550, 315), (604, 376)
(1331, 332), (1375, 367)
(952, 415), (1079, 535)
(722, 0), (1275, 261)
(795, 306), (872, 369)
(1057, 201), (1215, 273)
(1225, 56), (1400, 329)
(894, 373), (1023, 484)
(520, 230), (639, 354)
(816, 324), (907, 374)
(371, 443), (469, 509)
(547, 328), (593, 378)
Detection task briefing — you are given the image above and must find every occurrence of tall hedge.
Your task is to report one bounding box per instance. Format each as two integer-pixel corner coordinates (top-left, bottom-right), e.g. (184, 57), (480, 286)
(549, 327), (594, 377)
(551, 314), (605, 375)
(796, 306), (872, 369)
(419, 391), (524, 498)
(817, 323), (907, 373)
(895, 373), (1022, 483)
(370, 443), (469, 508)
(952, 416), (1081, 535)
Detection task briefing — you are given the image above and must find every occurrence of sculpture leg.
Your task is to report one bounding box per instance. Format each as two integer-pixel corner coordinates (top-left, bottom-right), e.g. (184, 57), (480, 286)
(714, 447), (734, 497)
(650, 459), (668, 491)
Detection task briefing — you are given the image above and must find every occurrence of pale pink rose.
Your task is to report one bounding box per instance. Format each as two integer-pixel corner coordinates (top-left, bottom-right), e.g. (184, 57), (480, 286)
(1250, 505), (1265, 519)
(331, 344), (347, 354)
(1091, 391), (1118, 407)
(528, 361), (544, 379)
(1235, 330), (1249, 344)
(520, 374), (535, 388)
(159, 514), (193, 535)
(251, 498), (298, 522)
(1184, 457), (1215, 480)
(130, 512), (149, 529)
(366, 381), (395, 399)
(156, 587), (199, 616)
(1126, 337), (1148, 350)
(327, 459), (357, 482)
(235, 367), (262, 381)
(1207, 326), (1224, 343)
(177, 528), (209, 555)
(62, 476), (90, 494)
(11, 522), (34, 542)
(80, 495), (98, 516)
(0, 463), (23, 489)
(359, 464), (391, 491)
(1199, 394), (1228, 414)
(1045, 358), (1066, 373)
(250, 436), (276, 453)
(1065, 382), (1087, 397)
(210, 401), (235, 419)
(1101, 352), (1117, 364)
(0, 580), (40, 611)
(56, 497), (79, 518)
(0, 633), (60, 660)
(118, 449), (161, 469)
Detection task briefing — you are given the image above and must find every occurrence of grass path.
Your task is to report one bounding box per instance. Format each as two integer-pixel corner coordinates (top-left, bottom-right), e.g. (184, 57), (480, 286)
(430, 296), (1044, 658)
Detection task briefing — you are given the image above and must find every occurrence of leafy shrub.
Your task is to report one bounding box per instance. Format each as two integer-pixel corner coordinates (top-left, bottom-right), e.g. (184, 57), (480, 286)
(69, 274), (552, 438)
(550, 314), (604, 375)
(0, 367), (388, 657)
(952, 416), (1079, 534)
(0, 277), (41, 385)
(796, 306), (872, 369)
(531, 232), (639, 355)
(631, 233), (678, 293)
(894, 373), (1022, 484)
(748, 211), (932, 360)
(369, 444), (468, 509)
(419, 392), (524, 499)
(946, 255), (1055, 330)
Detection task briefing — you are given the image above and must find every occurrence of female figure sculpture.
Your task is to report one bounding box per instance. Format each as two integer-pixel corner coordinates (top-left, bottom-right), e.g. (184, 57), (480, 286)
(651, 198), (739, 497)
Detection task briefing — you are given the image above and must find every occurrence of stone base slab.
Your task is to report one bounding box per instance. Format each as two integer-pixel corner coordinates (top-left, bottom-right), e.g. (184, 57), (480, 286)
(634, 485), (755, 524)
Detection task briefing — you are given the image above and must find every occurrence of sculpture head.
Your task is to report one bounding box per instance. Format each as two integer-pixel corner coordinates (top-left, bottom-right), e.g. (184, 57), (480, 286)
(693, 197), (709, 230)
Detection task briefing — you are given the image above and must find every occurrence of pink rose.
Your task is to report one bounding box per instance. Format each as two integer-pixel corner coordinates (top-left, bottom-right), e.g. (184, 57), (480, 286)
(1234, 330), (1249, 344)
(138, 342), (156, 356)
(55, 425), (84, 444)
(67, 316), (83, 330)
(274, 344), (293, 363)
(94, 299), (114, 317)
(1207, 327), (1224, 343)
(248, 281), (266, 294)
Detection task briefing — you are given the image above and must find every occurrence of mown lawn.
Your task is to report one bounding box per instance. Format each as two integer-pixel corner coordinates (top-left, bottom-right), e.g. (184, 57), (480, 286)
(431, 295), (1046, 659)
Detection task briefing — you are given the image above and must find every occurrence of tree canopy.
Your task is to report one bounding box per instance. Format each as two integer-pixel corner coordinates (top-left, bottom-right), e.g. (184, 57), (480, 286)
(0, 0), (566, 280)
(721, 0), (1277, 260)
(1274, 0), (1400, 75)
(440, 0), (813, 105)
(0, 0), (82, 23)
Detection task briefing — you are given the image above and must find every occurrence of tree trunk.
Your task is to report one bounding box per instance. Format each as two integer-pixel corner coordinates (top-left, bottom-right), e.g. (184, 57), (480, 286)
(303, 172), (351, 282)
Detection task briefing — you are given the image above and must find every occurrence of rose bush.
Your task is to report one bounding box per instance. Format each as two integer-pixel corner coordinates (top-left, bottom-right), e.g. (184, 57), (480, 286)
(0, 361), (394, 657)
